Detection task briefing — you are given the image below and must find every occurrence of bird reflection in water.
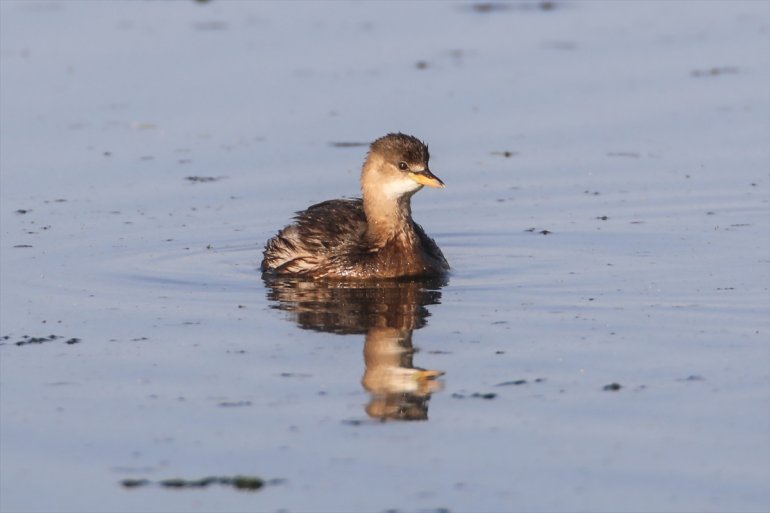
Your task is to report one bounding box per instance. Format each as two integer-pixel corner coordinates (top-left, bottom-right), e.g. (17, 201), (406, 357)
(263, 276), (447, 421)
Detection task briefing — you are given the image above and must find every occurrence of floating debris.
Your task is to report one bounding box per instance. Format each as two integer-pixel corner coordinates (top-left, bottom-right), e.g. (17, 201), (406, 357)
(279, 372), (313, 378)
(121, 475), (273, 492)
(11, 335), (81, 347)
(185, 176), (225, 183)
(496, 378), (546, 387)
(452, 392), (497, 400)
(690, 66), (739, 78)
(217, 401), (252, 408)
(470, 1), (558, 13)
(495, 379), (528, 387)
(471, 2), (506, 13)
(524, 227), (552, 235)
(120, 479), (150, 489)
(330, 141), (369, 148)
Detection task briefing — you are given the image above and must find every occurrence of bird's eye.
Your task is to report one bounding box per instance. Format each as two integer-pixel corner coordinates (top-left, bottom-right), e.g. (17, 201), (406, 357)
(398, 162), (409, 171)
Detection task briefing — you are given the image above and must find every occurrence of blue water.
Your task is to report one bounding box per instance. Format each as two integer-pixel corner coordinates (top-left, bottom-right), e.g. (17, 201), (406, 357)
(2, 1), (768, 512)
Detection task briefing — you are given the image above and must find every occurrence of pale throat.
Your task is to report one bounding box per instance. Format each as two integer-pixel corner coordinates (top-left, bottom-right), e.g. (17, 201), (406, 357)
(380, 176), (423, 200)
(363, 187), (421, 246)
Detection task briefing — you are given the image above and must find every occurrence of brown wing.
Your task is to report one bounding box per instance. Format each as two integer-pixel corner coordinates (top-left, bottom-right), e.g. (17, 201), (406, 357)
(261, 199), (367, 275)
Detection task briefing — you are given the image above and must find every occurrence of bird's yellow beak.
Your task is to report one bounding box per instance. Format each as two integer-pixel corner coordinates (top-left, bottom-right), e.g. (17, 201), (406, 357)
(409, 169), (445, 188)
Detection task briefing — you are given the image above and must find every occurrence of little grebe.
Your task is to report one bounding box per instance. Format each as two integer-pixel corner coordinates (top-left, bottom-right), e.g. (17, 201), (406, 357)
(261, 133), (449, 279)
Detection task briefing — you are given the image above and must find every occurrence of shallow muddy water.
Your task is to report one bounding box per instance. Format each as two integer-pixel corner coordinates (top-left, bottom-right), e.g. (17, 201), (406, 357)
(1, 1), (769, 512)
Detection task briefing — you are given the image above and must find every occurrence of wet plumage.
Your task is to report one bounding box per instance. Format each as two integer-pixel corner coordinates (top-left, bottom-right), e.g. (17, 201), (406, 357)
(261, 133), (449, 280)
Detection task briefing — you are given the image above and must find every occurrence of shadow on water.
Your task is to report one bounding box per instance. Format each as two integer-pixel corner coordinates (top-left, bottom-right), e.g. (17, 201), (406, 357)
(263, 276), (448, 421)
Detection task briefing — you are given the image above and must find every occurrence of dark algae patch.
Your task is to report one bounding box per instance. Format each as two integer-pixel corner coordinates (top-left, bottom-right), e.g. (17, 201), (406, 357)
(690, 66), (739, 77)
(121, 475), (273, 492)
(452, 392), (497, 400)
(469, 1), (559, 13)
(217, 400), (252, 408)
(496, 379), (529, 387)
(330, 141), (369, 148)
(120, 479), (150, 489)
(6, 335), (81, 347)
(185, 176), (225, 183)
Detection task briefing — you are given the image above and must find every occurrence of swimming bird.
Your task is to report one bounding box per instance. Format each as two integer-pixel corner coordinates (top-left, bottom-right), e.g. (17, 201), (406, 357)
(261, 133), (448, 279)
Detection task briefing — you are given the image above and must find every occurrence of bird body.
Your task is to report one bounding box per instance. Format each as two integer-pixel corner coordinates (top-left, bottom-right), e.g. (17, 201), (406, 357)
(261, 133), (448, 280)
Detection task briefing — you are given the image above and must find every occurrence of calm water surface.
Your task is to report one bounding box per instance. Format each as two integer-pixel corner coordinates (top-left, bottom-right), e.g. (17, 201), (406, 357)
(1, 1), (768, 512)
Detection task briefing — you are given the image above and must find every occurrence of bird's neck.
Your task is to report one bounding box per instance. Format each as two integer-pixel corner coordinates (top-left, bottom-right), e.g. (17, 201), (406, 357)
(364, 192), (415, 247)
(361, 158), (416, 247)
